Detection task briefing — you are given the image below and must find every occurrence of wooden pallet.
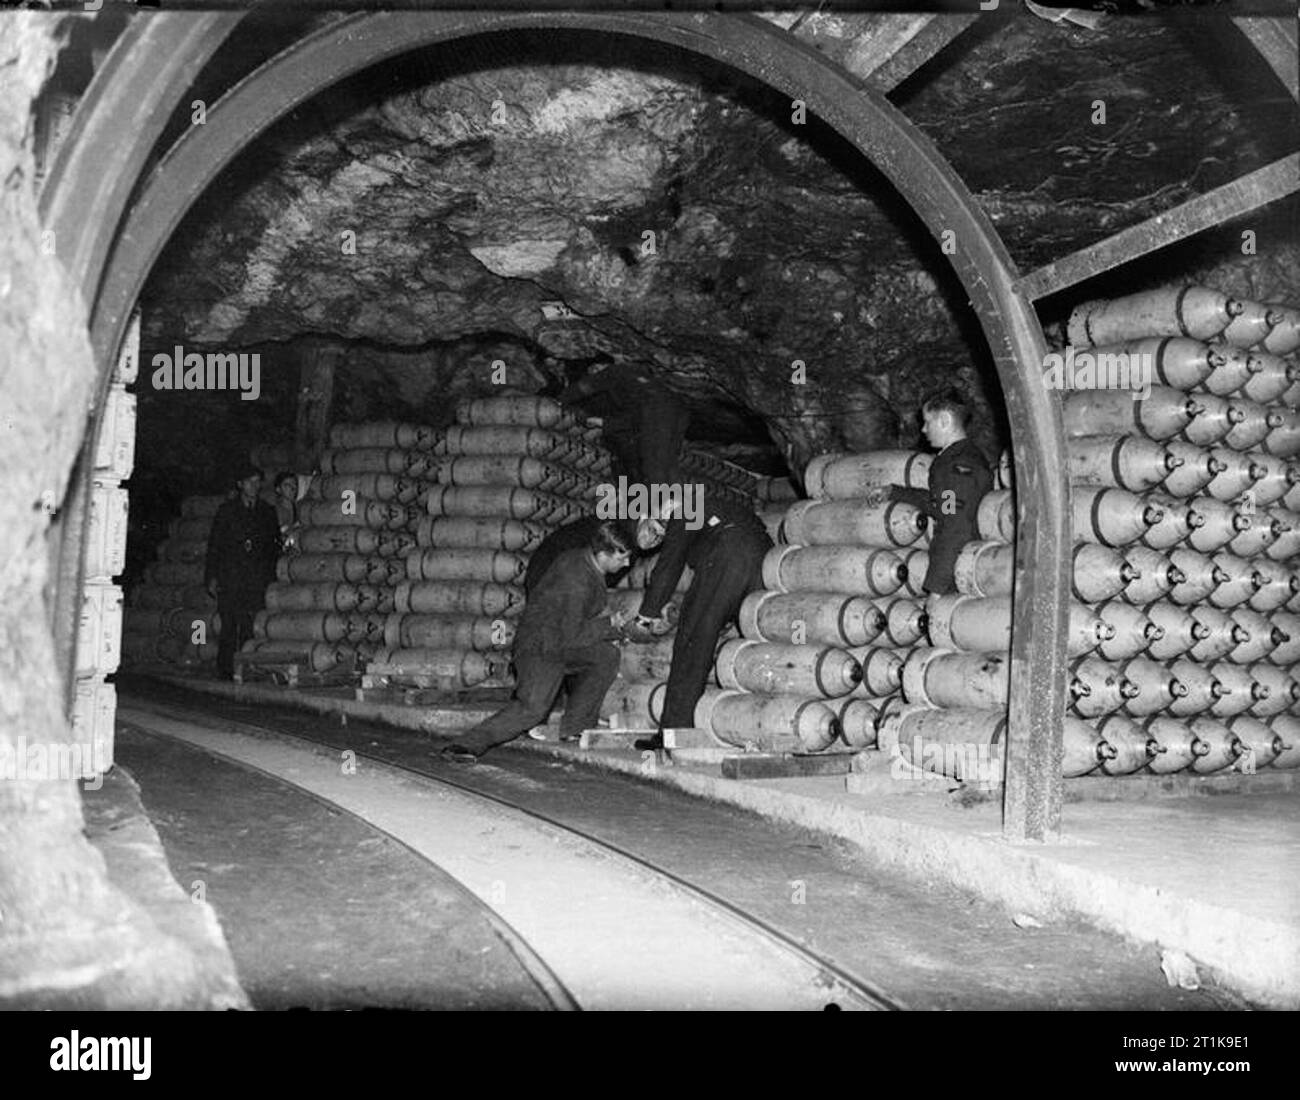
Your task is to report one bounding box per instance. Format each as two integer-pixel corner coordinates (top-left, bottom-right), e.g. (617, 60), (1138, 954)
(234, 652), (355, 689)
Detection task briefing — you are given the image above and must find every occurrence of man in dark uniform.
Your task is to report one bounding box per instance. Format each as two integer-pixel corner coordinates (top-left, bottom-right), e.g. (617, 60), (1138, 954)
(557, 358), (690, 487)
(524, 514), (662, 595)
(633, 490), (773, 745)
(204, 464), (281, 679)
(441, 521), (633, 762)
(870, 389), (992, 595)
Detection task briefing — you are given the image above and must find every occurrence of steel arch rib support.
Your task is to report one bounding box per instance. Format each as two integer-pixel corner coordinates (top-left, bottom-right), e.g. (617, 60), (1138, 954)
(89, 10), (1068, 838)
(39, 12), (243, 714)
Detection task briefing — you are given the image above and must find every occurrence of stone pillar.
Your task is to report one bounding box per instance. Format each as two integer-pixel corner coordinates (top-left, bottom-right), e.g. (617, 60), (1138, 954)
(294, 341), (338, 472)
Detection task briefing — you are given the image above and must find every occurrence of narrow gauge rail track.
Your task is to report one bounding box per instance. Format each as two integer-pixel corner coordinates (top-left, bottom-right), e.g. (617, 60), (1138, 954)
(121, 694), (905, 1012)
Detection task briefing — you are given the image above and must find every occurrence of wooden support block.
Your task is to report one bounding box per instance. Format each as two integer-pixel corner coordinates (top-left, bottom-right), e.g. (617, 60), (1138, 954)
(721, 753), (856, 781)
(662, 726), (724, 750)
(579, 728), (653, 750)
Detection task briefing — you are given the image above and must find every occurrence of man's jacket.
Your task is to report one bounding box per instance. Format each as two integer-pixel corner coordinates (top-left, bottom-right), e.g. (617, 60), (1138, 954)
(514, 548), (615, 656)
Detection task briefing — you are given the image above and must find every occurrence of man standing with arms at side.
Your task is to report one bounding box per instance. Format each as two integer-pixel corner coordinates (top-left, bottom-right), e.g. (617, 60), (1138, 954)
(868, 388), (993, 595)
(632, 490), (772, 748)
(205, 464), (280, 680)
(441, 521), (633, 763)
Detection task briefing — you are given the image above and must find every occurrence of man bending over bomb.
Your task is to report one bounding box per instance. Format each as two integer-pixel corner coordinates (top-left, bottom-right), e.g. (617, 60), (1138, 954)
(440, 521), (634, 763)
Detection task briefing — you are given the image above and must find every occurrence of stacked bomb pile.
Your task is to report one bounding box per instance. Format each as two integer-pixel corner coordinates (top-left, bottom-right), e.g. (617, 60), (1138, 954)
(248, 398), (608, 688)
(121, 492), (226, 668)
(681, 450), (934, 754)
(892, 285), (1300, 780)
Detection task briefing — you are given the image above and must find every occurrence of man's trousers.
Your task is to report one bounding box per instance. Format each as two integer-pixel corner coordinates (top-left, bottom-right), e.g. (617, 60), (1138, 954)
(455, 642), (620, 755)
(659, 525), (771, 728)
(216, 593), (261, 679)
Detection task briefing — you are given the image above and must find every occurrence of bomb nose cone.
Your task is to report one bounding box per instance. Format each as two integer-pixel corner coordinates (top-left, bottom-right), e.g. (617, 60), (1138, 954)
(1120, 561), (1140, 583)
(1226, 298), (1246, 318)
(1142, 504), (1165, 526)
(1168, 566), (1187, 585)
(1287, 465), (1300, 485)
(847, 664), (863, 683)
(1232, 514), (1252, 532)
(1191, 622), (1211, 640)
(1099, 622), (1118, 640)
(1251, 682), (1271, 701)
(1231, 625), (1251, 644)
(1186, 400), (1204, 417)
(1226, 405), (1246, 424)
(1098, 740), (1120, 762)
(1208, 348), (1229, 369)
(1209, 680), (1228, 699)
(1164, 452), (1184, 470)
(1119, 680), (1140, 699)
(1071, 679), (1093, 698)
(1187, 510), (1206, 528)
(1144, 622), (1166, 641)
(1268, 412), (1286, 428)
(1272, 628), (1291, 645)
(1212, 566), (1231, 585)
(1170, 679), (1189, 698)
(1266, 308), (1287, 326)
(1250, 572), (1266, 590)
(1249, 463), (1268, 480)
(1209, 457), (1229, 475)
(894, 564), (907, 583)
(1246, 356), (1266, 375)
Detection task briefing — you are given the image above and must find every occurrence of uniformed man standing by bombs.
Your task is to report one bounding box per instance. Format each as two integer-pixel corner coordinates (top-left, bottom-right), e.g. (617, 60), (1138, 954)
(632, 490), (773, 748)
(557, 356), (691, 486)
(441, 521), (634, 762)
(204, 464), (280, 679)
(868, 389), (993, 595)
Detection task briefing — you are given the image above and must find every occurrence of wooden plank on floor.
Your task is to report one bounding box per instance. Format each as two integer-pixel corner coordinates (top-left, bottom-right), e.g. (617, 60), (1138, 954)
(721, 753), (856, 781)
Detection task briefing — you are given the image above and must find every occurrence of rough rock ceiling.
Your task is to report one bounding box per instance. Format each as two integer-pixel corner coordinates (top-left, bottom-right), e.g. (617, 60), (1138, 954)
(141, 15), (1298, 468)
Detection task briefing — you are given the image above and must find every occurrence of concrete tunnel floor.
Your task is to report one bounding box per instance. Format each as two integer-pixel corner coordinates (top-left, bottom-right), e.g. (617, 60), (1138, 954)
(106, 667), (1300, 1009)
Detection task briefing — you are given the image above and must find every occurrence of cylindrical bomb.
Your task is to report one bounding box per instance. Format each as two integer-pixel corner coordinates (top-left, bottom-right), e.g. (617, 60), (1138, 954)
(1210, 348), (1293, 403)
(1116, 657), (1187, 717)
(406, 548), (528, 585)
(1072, 543), (1137, 602)
(867, 596), (928, 647)
(1260, 409), (1300, 458)
(367, 647), (506, 689)
(1264, 612), (1300, 667)
(1059, 717), (1121, 777)
(455, 395), (574, 430)
(1178, 392), (1239, 448)
(264, 582), (368, 613)
(803, 451), (932, 500)
(899, 548), (929, 598)
(146, 561), (205, 587)
(928, 594), (1110, 658)
(169, 516), (213, 543)
(414, 515), (547, 553)
(338, 613), (388, 645)
(1063, 387), (1198, 442)
(1090, 600), (1158, 660)
(1201, 448), (1263, 501)
(1262, 508), (1300, 561)
(1072, 486), (1163, 547)
(435, 424), (573, 460)
(738, 590), (886, 648)
(1267, 716), (1300, 769)
(694, 689), (842, 754)
(393, 580), (525, 618)
(1225, 716), (1287, 769)
(601, 678), (666, 726)
(1186, 605), (1248, 663)
(1220, 297), (1278, 348)
(755, 476), (800, 504)
(1249, 455), (1298, 505)
(1163, 658), (1225, 718)
(954, 540), (1013, 598)
(328, 421), (441, 451)
(1199, 344), (1267, 397)
(877, 702), (1007, 782)
(1121, 546), (1180, 605)
(254, 611), (350, 643)
(1226, 607), (1287, 664)
(277, 554), (386, 585)
(296, 527), (415, 558)
(1092, 713), (1160, 776)
(848, 646), (906, 698)
(1166, 547), (1218, 605)
(312, 473), (423, 506)
(780, 498), (928, 548)
(428, 455), (572, 493)
(385, 614), (514, 652)
(714, 639), (861, 698)
(1140, 600), (1206, 660)
(1257, 304), (1300, 355)
(239, 639), (355, 673)
(180, 494), (226, 519)
(1066, 286), (1243, 347)
(1069, 657), (1138, 719)
(297, 498), (414, 531)
(1219, 399), (1279, 451)
(425, 484), (575, 522)
(1250, 560), (1299, 613)
(975, 490), (1016, 543)
(129, 584), (197, 611)
(157, 538), (207, 564)
(1068, 338), (1216, 391)
(901, 647), (1009, 710)
(1143, 716), (1212, 775)
(1205, 552), (1262, 609)
(1204, 662), (1267, 719)
(618, 636), (677, 682)
(1068, 434), (1180, 492)
(318, 447), (415, 477)
(1243, 663), (1299, 718)
(1138, 494), (1198, 551)
(1186, 717), (1245, 774)
(762, 544), (907, 597)
(1159, 441), (1221, 498)
(834, 697), (880, 749)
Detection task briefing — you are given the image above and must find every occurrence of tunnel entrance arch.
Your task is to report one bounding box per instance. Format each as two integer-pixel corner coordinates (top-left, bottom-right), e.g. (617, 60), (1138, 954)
(52, 10), (1073, 838)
